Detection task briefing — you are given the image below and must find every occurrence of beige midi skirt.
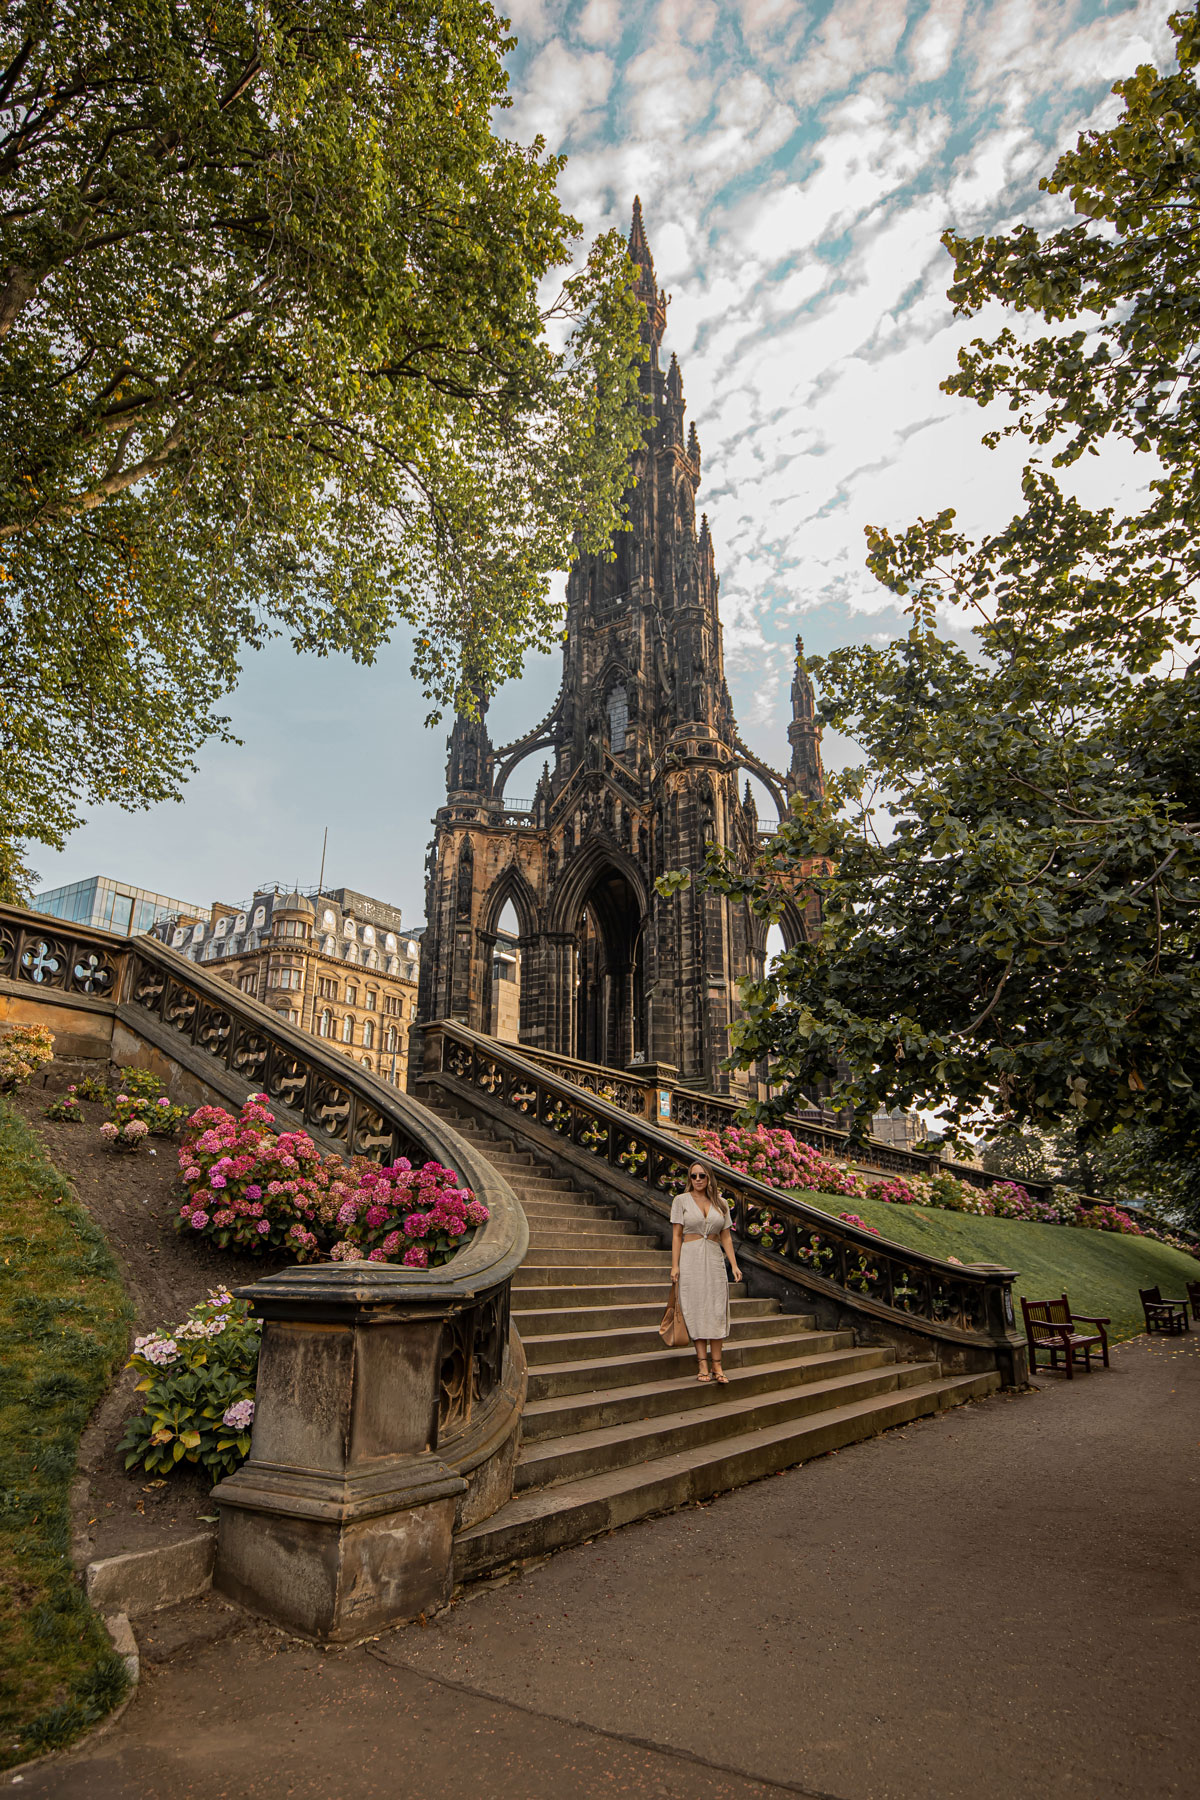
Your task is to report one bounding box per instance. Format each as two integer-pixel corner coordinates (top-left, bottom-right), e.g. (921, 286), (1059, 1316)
(678, 1236), (729, 1340)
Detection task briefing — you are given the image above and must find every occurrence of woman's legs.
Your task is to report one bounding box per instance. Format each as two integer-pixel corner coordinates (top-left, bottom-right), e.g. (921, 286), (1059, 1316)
(696, 1339), (711, 1381)
(710, 1339), (728, 1383)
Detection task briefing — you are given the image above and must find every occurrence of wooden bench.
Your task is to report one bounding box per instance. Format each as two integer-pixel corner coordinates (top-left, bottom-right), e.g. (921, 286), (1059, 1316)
(1139, 1285), (1191, 1335)
(1021, 1295), (1110, 1378)
(1187, 1280), (1200, 1323)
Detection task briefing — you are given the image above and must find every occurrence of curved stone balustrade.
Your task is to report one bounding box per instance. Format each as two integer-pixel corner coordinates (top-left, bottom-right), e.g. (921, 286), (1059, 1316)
(420, 1022), (1027, 1384)
(0, 906), (529, 1642)
(495, 1034), (1046, 1199)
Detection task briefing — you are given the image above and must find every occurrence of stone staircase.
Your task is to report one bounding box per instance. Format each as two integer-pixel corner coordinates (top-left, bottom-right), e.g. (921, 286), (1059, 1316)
(432, 1103), (1000, 1580)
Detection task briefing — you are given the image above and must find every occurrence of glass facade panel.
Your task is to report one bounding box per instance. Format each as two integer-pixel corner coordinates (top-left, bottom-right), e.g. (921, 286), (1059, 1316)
(31, 876), (210, 937)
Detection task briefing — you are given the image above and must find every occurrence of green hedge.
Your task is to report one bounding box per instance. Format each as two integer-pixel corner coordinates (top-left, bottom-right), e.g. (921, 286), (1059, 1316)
(799, 1189), (1200, 1342)
(0, 1099), (134, 1768)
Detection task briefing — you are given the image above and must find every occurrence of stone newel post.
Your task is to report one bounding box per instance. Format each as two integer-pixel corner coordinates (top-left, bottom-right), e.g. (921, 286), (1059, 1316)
(212, 1199), (527, 1644)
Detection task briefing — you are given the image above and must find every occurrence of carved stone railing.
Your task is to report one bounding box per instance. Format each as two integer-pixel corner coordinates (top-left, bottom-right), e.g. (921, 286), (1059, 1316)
(0, 905), (529, 1642)
(421, 1023), (1028, 1384)
(493, 1033), (1048, 1200)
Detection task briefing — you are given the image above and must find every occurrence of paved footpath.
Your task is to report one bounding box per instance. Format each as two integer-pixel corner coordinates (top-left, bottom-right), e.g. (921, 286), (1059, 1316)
(17, 1334), (1200, 1800)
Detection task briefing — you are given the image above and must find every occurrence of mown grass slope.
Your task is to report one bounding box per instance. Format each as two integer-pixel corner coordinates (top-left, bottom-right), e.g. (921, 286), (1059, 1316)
(0, 1099), (133, 1768)
(799, 1189), (1200, 1343)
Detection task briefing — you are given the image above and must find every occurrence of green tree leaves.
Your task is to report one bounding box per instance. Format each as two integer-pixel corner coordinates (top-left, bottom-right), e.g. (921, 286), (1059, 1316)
(687, 10), (1200, 1218)
(0, 1), (645, 862)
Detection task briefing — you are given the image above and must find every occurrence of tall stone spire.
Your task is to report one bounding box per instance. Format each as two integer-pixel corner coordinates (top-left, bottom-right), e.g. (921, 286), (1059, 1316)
(629, 195), (667, 351)
(445, 691), (493, 803)
(787, 636), (824, 804)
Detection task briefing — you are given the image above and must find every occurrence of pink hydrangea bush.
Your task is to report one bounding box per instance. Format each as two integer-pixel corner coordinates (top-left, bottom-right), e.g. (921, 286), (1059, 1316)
(174, 1095), (487, 1267)
(988, 1181), (1039, 1220)
(118, 1290), (260, 1480)
(330, 1158), (489, 1266)
(867, 1175), (931, 1207)
(838, 1212), (881, 1236)
(1073, 1201), (1144, 1236)
(697, 1124), (863, 1197)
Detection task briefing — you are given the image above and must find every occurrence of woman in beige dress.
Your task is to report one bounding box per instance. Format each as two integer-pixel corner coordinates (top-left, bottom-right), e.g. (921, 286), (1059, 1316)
(670, 1163), (742, 1383)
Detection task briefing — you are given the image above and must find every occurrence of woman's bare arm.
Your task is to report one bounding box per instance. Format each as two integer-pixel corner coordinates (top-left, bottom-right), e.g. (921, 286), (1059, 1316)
(671, 1221), (683, 1281)
(719, 1226), (741, 1282)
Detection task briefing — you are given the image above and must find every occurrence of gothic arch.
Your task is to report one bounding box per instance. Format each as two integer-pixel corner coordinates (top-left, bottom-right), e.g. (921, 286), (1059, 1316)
(480, 863), (540, 940)
(546, 835), (650, 938)
(776, 895), (810, 950)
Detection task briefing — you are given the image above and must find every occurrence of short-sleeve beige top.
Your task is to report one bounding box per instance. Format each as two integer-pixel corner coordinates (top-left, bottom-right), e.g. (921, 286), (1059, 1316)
(670, 1192), (731, 1341)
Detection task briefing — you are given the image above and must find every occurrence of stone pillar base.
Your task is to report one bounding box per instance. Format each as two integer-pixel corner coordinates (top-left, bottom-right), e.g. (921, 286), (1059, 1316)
(213, 1455), (466, 1643)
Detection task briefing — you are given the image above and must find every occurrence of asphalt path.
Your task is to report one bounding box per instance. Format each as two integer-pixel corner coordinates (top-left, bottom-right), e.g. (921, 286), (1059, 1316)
(17, 1333), (1200, 1800)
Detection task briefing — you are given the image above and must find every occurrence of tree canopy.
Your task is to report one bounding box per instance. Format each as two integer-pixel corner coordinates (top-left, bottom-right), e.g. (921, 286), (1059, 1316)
(671, 7), (1200, 1216)
(0, 0), (645, 884)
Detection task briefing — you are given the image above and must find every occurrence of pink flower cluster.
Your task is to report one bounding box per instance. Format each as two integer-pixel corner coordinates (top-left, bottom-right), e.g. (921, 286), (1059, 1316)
(696, 1124), (864, 1198)
(174, 1096), (487, 1268)
(838, 1212), (881, 1236)
(329, 1157), (488, 1265)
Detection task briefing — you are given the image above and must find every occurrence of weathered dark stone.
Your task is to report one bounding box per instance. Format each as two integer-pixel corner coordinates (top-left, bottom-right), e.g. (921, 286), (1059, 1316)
(416, 202), (826, 1097)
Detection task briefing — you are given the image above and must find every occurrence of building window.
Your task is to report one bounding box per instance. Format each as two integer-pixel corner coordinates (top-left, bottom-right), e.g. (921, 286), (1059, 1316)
(365, 989), (377, 1012)
(384, 995), (402, 1017)
(341, 1015), (353, 1044)
(317, 976), (338, 1000)
(345, 986), (358, 1007)
(239, 973), (257, 995)
(366, 948), (379, 969)
(319, 1010), (333, 1038)
(276, 918), (306, 939)
(607, 683), (628, 753)
(362, 925), (375, 947)
(386, 1025), (397, 1053)
(362, 1020), (375, 1049)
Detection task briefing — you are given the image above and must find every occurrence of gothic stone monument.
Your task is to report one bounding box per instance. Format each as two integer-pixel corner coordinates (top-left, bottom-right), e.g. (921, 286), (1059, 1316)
(417, 201), (824, 1095)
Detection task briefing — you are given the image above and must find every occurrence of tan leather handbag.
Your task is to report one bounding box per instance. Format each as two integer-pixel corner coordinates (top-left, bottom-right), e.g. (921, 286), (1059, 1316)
(658, 1279), (691, 1348)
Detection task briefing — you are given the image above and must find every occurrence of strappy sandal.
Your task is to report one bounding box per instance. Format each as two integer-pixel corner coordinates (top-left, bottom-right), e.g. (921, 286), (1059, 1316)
(711, 1363), (729, 1385)
(696, 1356), (712, 1383)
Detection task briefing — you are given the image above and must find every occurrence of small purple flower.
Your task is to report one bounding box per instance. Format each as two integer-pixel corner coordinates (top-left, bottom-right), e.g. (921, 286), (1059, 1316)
(222, 1399), (255, 1430)
(402, 1245), (429, 1269)
(190, 1211), (209, 1229)
(255, 1219), (270, 1235)
(245, 1184), (262, 1200)
(210, 1172), (227, 1189)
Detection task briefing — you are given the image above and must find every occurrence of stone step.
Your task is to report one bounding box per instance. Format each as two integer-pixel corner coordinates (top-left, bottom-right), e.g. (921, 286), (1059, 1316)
(518, 1201), (619, 1223)
(525, 1324), (833, 1398)
(521, 1309), (814, 1368)
(514, 1264), (673, 1290)
(511, 1281), (686, 1311)
(520, 1344), (898, 1441)
(455, 1372), (1002, 1579)
(520, 1249), (671, 1269)
(524, 1214), (643, 1237)
(525, 1228), (660, 1251)
(515, 1361), (938, 1491)
(512, 1295), (774, 1338)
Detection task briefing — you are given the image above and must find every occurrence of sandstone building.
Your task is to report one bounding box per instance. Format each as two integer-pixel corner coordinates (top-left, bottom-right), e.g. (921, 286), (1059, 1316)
(417, 202), (824, 1094)
(150, 885), (421, 1087)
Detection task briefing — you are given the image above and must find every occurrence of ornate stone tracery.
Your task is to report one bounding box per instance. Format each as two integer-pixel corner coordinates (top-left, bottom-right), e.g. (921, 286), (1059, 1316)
(417, 201), (826, 1094)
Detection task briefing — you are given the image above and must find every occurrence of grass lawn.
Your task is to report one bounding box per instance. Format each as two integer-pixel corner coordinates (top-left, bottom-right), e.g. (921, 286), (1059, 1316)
(0, 1098), (133, 1769)
(798, 1189), (1200, 1343)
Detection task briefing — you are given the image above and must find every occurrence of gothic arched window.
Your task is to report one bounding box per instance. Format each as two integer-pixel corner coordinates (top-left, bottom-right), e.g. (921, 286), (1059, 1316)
(607, 684), (628, 754)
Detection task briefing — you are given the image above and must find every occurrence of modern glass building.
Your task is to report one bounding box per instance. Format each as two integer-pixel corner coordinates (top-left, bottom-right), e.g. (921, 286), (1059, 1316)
(31, 876), (210, 938)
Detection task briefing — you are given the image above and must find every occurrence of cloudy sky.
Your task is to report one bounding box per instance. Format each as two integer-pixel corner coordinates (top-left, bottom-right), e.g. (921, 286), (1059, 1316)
(34, 0), (1176, 923)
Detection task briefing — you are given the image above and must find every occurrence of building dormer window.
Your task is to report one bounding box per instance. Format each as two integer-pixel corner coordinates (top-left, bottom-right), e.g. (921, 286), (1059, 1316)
(252, 906), (266, 928)
(191, 923), (204, 943)
(343, 918), (357, 939)
(215, 917), (228, 938)
(236, 912), (247, 932)
(362, 925), (375, 947)
(385, 933), (397, 952)
(171, 928), (186, 948)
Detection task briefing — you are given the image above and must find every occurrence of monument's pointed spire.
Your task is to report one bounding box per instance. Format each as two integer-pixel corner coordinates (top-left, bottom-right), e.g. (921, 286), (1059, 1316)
(629, 195), (653, 273)
(787, 635), (825, 804)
